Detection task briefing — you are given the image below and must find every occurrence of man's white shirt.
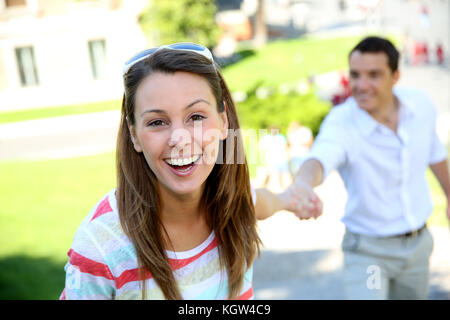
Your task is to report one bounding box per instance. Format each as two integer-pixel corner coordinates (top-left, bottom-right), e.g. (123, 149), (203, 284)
(307, 87), (448, 237)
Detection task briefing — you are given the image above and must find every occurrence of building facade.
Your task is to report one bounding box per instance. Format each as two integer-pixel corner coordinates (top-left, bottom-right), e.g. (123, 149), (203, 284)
(0, 0), (147, 111)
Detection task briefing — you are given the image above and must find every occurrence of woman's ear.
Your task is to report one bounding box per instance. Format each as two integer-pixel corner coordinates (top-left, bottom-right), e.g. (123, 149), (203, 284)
(127, 120), (143, 153)
(220, 101), (229, 140)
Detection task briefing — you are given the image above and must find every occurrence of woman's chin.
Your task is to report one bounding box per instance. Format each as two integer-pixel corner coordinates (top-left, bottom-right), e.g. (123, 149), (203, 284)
(154, 161), (213, 198)
(159, 178), (205, 198)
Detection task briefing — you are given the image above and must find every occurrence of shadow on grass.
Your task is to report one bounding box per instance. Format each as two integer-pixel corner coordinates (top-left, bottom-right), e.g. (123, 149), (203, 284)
(216, 49), (256, 69)
(0, 255), (65, 300)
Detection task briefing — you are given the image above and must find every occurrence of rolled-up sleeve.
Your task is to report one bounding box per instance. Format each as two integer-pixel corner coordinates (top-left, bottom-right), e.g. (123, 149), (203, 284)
(429, 129), (448, 165)
(305, 123), (347, 182)
(426, 97), (448, 165)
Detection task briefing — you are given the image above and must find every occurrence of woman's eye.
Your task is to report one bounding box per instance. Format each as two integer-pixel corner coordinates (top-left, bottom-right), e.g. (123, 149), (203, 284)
(147, 119), (165, 127)
(191, 114), (206, 122)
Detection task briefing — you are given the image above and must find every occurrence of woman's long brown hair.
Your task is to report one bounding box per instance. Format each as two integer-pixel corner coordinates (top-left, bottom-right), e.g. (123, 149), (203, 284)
(116, 49), (261, 299)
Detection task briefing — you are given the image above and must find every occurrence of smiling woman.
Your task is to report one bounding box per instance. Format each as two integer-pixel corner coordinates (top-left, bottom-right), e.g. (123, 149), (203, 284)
(59, 43), (321, 301)
(128, 71), (228, 197)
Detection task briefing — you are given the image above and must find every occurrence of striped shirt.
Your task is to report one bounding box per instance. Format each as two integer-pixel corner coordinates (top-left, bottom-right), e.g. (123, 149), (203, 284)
(60, 189), (254, 300)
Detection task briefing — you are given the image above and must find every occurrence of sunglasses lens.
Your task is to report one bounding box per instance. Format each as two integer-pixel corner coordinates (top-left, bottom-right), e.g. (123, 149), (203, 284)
(125, 48), (158, 65)
(169, 43), (206, 51)
(123, 43), (213, 76)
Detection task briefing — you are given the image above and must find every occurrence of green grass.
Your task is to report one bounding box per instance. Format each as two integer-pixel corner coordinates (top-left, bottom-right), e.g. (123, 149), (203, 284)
(0, 99), (121, 125)
(222, 35), (364, 92)
(426, 169), (449, 228)
(0, 153), (447, 299)
(0, 153), (116, 299)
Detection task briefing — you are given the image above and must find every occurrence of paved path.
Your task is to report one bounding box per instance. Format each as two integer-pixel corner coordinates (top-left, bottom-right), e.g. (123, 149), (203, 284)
(0, 110), (120, 161)
(397, 64), (450, 145)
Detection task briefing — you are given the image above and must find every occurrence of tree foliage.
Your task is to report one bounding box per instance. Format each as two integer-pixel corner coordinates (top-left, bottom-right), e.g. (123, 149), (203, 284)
(139, 0), (221, 48)
(236, 83), (332, 137)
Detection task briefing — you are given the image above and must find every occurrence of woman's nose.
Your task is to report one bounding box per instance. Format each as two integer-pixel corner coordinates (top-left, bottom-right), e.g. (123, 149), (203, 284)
(168, 127), (192, 150)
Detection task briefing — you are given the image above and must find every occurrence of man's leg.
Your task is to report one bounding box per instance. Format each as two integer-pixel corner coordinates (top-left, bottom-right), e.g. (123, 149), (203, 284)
(343, 251), (390, 299)
(388, 228), (434, 300)
(342, 230), (390, 299)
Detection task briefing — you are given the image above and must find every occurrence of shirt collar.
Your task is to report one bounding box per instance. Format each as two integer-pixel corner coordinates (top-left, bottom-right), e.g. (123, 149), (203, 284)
(350, 98), (379, 137)
(350, 88), (415, 137)
(394, 86), (416, 119)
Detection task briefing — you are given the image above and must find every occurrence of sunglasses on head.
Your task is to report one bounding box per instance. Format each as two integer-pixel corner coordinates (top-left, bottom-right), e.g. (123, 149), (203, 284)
(122, 42), (214, 76)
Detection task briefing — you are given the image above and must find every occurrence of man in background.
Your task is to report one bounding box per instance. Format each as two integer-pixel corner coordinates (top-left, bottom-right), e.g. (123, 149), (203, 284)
(292, 36), (450, 299)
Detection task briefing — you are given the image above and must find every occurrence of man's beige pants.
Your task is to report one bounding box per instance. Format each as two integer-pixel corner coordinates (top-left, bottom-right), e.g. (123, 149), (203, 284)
(341, 227), (434, 300)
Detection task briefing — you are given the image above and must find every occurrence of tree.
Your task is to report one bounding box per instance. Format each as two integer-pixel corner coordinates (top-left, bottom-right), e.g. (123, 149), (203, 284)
(253, 0), (267, 48)
(139, 0), (221, 48)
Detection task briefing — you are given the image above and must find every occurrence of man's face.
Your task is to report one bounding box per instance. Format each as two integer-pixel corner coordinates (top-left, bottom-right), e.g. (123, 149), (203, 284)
(349, 51), (399, 114)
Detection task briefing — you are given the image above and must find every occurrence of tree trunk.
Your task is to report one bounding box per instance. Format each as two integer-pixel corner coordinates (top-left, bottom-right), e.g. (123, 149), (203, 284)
(254, 0), (267, 48)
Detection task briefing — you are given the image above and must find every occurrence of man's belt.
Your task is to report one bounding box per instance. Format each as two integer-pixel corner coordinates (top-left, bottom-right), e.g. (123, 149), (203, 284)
(389, 224), (427, 238)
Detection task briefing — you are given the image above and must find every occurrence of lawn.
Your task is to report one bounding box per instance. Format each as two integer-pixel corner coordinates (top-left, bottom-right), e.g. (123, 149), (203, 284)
(0, 152), (448, 299)
(0, 153), (116, 299)
(426, 169), (450, 228)
(222, 35), (364, 92)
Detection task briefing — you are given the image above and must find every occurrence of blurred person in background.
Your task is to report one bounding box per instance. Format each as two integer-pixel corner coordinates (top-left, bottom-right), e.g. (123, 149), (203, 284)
(292, 36), (450, 299)
(436, 43), (445, 65)
(59, 43), (321, 300)
(286, 121), (313, 179)
(259, 125), (291, 191)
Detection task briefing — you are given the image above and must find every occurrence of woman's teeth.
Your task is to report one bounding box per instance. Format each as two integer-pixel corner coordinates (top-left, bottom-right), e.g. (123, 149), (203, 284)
(165, 155), (200, 166)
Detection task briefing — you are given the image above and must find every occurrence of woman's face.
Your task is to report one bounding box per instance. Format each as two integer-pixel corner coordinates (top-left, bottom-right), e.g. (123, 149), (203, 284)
(129, 71), (228, 198)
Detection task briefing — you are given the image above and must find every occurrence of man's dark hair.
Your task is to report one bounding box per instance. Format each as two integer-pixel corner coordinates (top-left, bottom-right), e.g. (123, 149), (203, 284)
(349, 36), (400, 73)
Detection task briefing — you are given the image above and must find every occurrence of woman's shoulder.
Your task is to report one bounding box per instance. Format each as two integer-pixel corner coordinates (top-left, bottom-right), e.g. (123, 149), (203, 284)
(67, 189), (136, 268)
(72, 189), (128, 250)
(78, 189), (119, 228)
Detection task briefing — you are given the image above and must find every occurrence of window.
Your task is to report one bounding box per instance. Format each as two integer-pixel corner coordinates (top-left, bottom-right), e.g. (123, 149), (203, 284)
(5, 0), (27, 7)
(88, 39), (107, 79)
(15, 46), (39, 86)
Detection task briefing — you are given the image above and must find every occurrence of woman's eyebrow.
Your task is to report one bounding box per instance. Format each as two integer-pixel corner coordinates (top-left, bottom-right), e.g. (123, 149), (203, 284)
(140, 109), (165, 117)
(139, 99), (211, 118)
(185, 98), (211, 109)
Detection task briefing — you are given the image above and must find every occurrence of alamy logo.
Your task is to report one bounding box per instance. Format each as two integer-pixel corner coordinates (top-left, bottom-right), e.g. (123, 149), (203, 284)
(366, 265), (381, 290)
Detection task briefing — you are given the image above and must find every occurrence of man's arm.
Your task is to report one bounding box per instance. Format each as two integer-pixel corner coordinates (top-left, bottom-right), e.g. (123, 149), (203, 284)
(294, 158), (324, 188)
(429, 159), (450, 220)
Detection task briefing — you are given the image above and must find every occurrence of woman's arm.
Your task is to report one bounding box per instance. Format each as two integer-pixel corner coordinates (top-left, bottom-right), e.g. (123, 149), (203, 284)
(254, 188), (285, 220)
(254, 182), (322, 221)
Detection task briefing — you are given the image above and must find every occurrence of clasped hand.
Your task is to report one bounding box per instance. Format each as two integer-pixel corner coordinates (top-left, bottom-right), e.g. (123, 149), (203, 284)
(278, 179), (323, 220)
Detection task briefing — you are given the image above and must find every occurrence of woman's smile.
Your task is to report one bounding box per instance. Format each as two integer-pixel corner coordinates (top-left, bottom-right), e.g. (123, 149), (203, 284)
(164, 154), (202, 177)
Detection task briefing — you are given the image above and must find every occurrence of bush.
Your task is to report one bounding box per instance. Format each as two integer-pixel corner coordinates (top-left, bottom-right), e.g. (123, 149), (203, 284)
(139, 0), (220, 48)
(236, 82), (332, 137)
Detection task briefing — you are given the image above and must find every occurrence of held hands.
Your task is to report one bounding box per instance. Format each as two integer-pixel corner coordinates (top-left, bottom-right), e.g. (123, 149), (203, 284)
(278, 179), (323, 220)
